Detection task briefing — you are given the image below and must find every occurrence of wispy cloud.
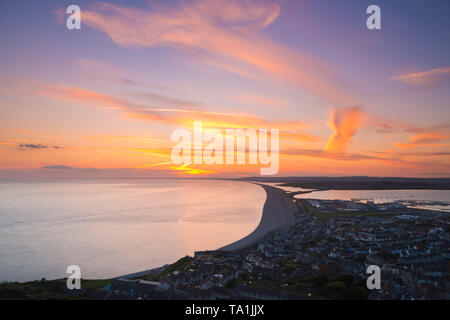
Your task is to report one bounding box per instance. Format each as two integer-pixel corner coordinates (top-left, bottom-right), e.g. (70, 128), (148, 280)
(390, 66), (450, 85)
(283, 148), (379, 161)
(17, 143), (64, 151)
(41, 165), (75, 170)
(324, 106), (363, 153)
(393, 132), (449, 149)
(75, 58), (171, 89)
(31, 83), (317, 141)
(79, 0), (353, 105)
(137, 161), (173, 169)
(235, 94), (288, 108)
(135, 92), (204, 109)
(366, 116), (420, 134)
(18, 143), (48, 150)
(365, 115), (450, 150)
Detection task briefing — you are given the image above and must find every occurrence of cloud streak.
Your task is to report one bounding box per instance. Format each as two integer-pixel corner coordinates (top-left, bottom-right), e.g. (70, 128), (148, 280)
(41, 165), (75, 170)
(393, 132), (449, 150)
(366, 116), (450, 150)
(31, 83), (318, 142)
(18, 143), (48, 150)
(390, 66), (450, 85)
(75, 58), (171, 89)
(17, 143), (64, 151)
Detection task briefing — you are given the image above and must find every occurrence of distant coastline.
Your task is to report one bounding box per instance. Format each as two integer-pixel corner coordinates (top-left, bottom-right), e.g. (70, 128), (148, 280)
(237, 176), (450, 190)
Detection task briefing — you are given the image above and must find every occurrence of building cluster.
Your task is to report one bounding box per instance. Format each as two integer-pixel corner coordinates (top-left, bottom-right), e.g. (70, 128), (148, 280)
(93, 197), (448, 300)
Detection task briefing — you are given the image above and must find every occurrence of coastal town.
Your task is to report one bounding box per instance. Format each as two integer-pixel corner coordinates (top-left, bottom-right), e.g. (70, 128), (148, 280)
(101, 194), (448, 300)
(5, 185), (447, 300)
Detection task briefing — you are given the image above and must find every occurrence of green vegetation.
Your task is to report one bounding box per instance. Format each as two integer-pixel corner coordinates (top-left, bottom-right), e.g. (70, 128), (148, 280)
(0, 278), (114, 300)
(0, 287), (27, 299)
(151, 256), (193, 280)
(236, 271), (369, 300)
(277, 258), (300, 274)
(317, 281), (368, 299)
(310, 209), (388, 220)
(0, 279), (71, 300)
(309, 275), (369, 299)
(80, 279), (114, 290)
(225, 278), (240, 289)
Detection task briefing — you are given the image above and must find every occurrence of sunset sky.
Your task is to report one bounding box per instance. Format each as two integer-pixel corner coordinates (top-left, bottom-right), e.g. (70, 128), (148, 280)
(0, 0), (449, 178)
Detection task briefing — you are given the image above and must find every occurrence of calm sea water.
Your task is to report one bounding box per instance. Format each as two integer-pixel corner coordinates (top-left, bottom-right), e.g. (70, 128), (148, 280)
(0, 179), (265, 282)
(294, 189), (450, 211)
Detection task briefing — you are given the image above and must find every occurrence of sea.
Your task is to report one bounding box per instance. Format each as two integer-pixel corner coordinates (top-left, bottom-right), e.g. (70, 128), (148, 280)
(0, 179), (265, 282)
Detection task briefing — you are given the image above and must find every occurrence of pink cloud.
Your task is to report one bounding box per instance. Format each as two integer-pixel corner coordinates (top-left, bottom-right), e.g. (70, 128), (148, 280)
(393, 132), (449, 150)
(30, 82), (318, 141)
(79, 0), (353, 105)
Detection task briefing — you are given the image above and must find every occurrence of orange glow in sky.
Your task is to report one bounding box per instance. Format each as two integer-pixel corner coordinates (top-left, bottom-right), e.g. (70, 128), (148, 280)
(0, 0), (449, 178)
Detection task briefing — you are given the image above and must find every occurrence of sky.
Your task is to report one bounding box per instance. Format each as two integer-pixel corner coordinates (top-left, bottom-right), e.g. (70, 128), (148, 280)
(0, 0), (449, 178)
